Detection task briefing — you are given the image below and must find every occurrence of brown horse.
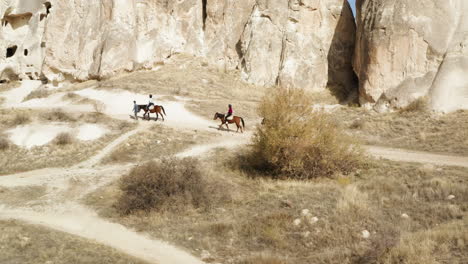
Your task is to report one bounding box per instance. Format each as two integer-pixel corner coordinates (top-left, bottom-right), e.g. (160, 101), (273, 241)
(140, 105), (166, 121)
(214, 112), (245, 133)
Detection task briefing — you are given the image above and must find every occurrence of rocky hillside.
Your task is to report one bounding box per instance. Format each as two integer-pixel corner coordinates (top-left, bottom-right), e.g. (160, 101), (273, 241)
(1, 0), (467, 112)
(354, 0), (468, 112)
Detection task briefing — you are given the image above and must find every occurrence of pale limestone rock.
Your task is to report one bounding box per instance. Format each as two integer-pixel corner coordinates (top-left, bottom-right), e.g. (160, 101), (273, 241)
(354, 0), (468, 112)
(238, 0), (357, 95)
(1, 0), (356, 97)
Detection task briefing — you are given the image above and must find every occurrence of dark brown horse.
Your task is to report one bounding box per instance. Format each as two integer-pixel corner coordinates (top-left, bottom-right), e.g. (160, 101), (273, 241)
(214, 112), (245, 133)
(139, 105), (166, 121)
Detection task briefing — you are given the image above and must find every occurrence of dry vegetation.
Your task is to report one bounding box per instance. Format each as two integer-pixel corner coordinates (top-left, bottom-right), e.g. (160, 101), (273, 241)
(0, 80), (20, 92)
(0, 111), (136, 175)
(116, 158), (211, 215)
(86, 148), (468, 264)
(0, 220), (148, 264)
(337, 107), (468, 155)
(101, 125), (214, 164)
(23, 88), (51, 101)
(247, 88), (363, 179)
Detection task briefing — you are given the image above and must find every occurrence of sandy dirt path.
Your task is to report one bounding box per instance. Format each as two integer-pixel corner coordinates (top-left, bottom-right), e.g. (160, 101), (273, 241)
(366, 145), (468, 168)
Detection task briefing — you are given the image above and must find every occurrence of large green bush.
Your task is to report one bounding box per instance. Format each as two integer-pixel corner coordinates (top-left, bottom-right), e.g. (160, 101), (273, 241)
(250, 88), (364, 179)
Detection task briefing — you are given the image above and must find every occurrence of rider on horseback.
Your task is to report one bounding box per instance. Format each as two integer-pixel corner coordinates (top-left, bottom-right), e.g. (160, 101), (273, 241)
(225, 104), (233, 123)
(147, 94), (154, 110)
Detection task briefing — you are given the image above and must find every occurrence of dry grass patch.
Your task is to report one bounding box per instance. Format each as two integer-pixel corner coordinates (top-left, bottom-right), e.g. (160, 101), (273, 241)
(338, 108), (468, 155)
(11, 112), (31, 126)
(85, 149), (468, 264)
(0, 220), (148, 264)
(23, 88), (50, 101)
(40, 108), (76, 122)
(399, 97), (429, 113)
(247, 88), (364, 179)
(0, 186), (47, 207)
(0, 81), (20, 92)
(102, 125), (214, 164)
(54, 132), (73, 145)
(0, 136), (9, 151)
(240, 255), (287, 264)
(0, 117), (136, 175)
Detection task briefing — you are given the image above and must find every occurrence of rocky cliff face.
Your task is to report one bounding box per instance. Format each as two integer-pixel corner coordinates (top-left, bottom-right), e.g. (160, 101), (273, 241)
(354, 0), (468, 112)
(0, 0), (357, 96)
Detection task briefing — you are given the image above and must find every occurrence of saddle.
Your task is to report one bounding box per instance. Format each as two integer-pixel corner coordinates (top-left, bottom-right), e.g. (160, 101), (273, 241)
(149, 105), (155, 110)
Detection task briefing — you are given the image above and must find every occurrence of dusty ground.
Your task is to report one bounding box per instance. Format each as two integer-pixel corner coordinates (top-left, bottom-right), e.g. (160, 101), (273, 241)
(0, 109), (135, 175)
(85, 149), (468, 264)
(336, 107), (468, 155)
(0, 54), (467, 264)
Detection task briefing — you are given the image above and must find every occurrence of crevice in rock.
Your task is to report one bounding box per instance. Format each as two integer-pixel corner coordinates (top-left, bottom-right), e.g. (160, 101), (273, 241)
(44, 2), (52, 15)
(202, 0), (207, 31)
(3, 13), (32, 30)
(6, 45), (18, 58)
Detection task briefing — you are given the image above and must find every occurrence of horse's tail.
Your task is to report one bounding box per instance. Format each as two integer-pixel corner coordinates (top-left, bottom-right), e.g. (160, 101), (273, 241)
(241, 117), (245, 129)
(161, 105), (166, 116)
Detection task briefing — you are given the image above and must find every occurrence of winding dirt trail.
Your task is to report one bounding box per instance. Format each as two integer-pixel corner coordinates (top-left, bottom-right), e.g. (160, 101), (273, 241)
(2, 87), (468, 264)
(366, 146), (468, 168)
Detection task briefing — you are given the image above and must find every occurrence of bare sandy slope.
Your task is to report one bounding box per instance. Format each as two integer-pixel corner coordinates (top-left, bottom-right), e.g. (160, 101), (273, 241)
(1, 85), (468, 264)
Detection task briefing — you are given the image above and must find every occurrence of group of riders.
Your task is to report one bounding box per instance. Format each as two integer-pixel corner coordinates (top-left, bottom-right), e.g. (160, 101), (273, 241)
(132, 94), (243, 132)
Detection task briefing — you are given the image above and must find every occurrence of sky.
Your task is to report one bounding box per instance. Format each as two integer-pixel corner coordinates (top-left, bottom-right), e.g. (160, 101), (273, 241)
(348, 0), (356, 16)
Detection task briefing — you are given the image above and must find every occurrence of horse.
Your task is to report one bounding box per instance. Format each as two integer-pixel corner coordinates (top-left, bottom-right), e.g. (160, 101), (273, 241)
(213, 112), (245, 133)
(139, 104), (166, 121)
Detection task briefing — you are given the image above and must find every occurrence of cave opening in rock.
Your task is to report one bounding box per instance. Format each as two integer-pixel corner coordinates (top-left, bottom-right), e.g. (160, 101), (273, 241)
(44, 2), (52, 15)
(6, 45), (17, 58)
(24, 49), (28, 56)
(202, 0), (207, 30)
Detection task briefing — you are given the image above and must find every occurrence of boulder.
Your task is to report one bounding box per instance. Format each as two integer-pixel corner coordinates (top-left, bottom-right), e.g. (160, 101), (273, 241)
(354, 0), (468, 112)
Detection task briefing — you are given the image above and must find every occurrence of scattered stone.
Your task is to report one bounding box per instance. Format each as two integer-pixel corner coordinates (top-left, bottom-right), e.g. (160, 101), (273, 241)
(447, 195), (455, 200)
(309, 217), (319, 224)
(361, 230), (370, 239)
(301, 209), (310, 216)
(302, 231), (311, 238)
(293, 219), (302, 226)
(156, 140), (161, 144)
(401, 213), (410, 219)
(187, 236), (193, 241)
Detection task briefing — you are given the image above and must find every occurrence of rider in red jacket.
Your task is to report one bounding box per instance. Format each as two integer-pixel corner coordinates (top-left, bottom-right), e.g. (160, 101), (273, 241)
(225, 104), (233, 122)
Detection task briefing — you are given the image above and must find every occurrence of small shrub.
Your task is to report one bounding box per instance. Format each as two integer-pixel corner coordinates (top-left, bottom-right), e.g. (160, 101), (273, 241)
(63, 92), (79, 100)
(248, 88), (364, 179)
(116, 158), (209, 215)
(55, 132), (73, 145)
(0, 137), (9, 151)
(23, 88), (50, 101)
(41, 109), (75, 122)
(349, 119), (366, 130)
(93, 101), (106, 113)
(400, 97), (428, 113)
(11, 112), (31, 125)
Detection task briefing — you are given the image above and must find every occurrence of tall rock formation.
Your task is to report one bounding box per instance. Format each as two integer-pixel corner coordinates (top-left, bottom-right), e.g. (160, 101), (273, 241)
(354, 0), (468, 112)
(0, 0), (357, 96)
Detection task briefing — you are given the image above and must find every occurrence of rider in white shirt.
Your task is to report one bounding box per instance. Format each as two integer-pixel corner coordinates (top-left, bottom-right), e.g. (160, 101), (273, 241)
(148, 94), (154, 110)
